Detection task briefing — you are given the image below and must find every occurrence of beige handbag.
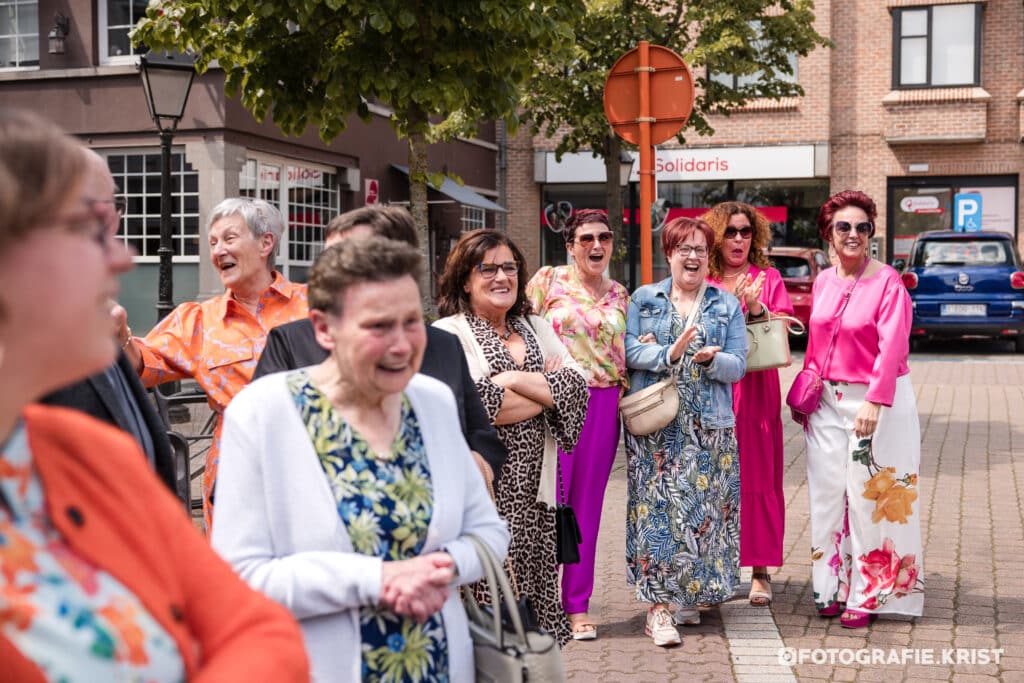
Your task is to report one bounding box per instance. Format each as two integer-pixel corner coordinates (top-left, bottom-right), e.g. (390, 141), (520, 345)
(745, 311), (805, 371)
(461, 535), (566, 683)
(620, 282), (706, 437)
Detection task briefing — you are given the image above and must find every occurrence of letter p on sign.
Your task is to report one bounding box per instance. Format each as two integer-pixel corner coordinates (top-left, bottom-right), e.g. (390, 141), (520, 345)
(954, 193), (982, 232)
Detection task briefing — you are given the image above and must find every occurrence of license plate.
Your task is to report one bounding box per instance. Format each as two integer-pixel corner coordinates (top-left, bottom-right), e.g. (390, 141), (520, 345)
(941, 304), (986, 316)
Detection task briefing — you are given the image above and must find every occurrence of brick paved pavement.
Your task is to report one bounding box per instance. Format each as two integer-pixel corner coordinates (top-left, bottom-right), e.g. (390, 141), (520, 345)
(562, 357), (1024, 682)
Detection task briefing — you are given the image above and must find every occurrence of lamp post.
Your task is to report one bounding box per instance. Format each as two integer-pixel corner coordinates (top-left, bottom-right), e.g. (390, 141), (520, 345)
(139, 50), (195, 321)
(619, 150), (637, 291)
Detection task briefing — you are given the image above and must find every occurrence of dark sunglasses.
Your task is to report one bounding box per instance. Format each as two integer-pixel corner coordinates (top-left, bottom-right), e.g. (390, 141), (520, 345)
(574, 231), (614, 246)
(724, 226), (753, 239)
(475, 261), (520, 279)
(834, 221), (873, 235)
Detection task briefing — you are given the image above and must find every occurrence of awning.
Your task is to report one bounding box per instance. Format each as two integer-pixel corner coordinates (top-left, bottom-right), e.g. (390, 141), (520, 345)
(391, 165), (506, 212)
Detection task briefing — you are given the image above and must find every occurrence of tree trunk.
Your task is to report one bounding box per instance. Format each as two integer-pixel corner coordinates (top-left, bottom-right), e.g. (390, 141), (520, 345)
(604, 134), (627, 284)
(407, 129), (434, 313)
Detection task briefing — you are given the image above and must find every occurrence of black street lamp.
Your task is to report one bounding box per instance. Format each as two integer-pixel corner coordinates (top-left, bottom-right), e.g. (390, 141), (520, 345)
(139, 50), (196, 321)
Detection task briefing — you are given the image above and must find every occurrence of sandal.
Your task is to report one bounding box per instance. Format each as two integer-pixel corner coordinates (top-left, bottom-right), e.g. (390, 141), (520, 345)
(568, 614), (598, 641)
(749, 571), (772, 607)
(840, 609), (876, 629)
(817, 601), (844, 617)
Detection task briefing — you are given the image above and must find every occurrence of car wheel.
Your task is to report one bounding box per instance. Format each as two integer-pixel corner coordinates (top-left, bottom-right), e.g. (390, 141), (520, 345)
(1016, 335), (1024, 354)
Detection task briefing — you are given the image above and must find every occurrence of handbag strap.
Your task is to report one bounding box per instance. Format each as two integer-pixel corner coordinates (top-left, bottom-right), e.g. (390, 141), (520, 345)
(821, 257), (870, 378)
(462, 534), (529, 648)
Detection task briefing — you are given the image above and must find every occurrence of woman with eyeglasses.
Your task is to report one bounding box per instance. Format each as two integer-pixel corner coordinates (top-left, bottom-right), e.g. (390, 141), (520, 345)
(0, 109), (308, 681)
(435, 229), (589, 646)
(524, 209), (629, 641)
(795, 191), (922, 629)
(703, 201), (796, 608)
(624, 217), (747, 647)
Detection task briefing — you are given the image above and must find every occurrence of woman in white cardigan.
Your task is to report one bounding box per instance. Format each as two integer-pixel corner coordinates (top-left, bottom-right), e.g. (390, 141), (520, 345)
(434, 229), (589, 646)
(212, 235), (509, 683)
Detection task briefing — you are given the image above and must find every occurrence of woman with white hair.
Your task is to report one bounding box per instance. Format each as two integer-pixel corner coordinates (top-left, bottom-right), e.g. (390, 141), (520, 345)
(122, 197), (308, 529)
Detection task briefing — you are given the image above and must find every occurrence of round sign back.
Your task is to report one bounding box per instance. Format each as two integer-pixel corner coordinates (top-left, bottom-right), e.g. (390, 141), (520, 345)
(603, 45), (695, 145)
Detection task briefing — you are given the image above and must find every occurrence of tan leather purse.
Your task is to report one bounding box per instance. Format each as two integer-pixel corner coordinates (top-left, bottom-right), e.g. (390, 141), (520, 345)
(745, 312), (805, 371)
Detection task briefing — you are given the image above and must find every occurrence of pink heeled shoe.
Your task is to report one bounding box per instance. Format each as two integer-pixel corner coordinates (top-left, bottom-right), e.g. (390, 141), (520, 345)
(817, 602), (843, 617)
(840, 609), (876, 629)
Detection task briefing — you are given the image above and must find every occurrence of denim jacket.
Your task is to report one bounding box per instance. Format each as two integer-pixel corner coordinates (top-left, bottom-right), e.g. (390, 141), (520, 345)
(624, 277), (748, 429)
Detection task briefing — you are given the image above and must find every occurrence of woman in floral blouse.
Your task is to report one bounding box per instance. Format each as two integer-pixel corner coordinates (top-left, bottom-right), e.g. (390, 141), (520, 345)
(0, 110), (307, 682)
(212, 234), (509, 682)
(526, 209), (629, 640)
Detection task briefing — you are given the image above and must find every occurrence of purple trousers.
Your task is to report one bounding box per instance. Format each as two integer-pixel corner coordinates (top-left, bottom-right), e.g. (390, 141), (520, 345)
(559, 385), (620, 614)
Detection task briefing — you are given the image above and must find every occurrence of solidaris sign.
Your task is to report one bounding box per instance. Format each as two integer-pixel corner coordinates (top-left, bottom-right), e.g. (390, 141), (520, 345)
(630, 145), (815, 182)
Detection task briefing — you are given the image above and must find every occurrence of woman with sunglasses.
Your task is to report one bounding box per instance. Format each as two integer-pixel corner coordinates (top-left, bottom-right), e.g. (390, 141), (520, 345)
(704, 201), (796, 608)
(624, 217), (747, 647)
(525, 209), (629, 641)
(435, 229), (589, 646)
(796, 190), (922, 629)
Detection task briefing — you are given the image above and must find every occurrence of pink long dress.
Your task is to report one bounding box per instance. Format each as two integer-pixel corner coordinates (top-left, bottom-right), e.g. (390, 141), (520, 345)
(709, 265), (794, 567)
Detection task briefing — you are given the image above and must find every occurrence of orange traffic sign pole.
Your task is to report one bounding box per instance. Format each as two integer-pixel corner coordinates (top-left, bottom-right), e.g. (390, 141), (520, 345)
(603, 42), (694, 285)
(637, 41), (654, 285)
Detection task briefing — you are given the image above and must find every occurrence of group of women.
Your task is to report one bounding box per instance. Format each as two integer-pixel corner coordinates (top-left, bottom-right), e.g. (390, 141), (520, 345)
(1, 102), (923, 683)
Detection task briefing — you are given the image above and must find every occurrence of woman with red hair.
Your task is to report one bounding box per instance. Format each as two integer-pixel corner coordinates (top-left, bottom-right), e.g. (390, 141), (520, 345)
(794, 190), (923, 629)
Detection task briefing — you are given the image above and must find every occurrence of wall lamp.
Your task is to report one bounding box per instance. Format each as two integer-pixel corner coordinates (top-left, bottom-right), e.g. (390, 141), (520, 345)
(48, 14), (70, 55)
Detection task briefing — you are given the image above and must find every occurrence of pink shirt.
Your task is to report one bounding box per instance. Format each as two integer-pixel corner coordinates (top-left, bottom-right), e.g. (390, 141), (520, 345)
(803, 265), (911, 406)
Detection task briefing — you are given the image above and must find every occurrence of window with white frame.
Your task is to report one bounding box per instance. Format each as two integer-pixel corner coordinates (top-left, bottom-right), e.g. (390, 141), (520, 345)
(893, 3), (981, 88)
(0, 0), (38, 69)
(239, 158), (340, 282)
(709, 20), (798, 91)
(107, 151), (201, 261)
(461, 205), (486, 232)
(100, 0), (148, 63)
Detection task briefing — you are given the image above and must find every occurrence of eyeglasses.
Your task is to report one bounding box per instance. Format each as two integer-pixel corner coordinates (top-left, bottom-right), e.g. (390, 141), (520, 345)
(674, 245), (708, 258)
(574, 231), (613, 246)
(475, 261), (520, 279)
(59, 210), (112, 252)
(724, 226), (753, 240)
(833, 221), (873, 235)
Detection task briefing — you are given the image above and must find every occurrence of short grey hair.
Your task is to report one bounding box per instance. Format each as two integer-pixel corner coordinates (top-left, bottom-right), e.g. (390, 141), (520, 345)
(208, 197), (285, 269)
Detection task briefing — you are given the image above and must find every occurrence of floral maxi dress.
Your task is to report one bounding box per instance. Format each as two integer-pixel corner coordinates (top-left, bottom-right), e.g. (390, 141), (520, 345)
(625, 313), (741, 608)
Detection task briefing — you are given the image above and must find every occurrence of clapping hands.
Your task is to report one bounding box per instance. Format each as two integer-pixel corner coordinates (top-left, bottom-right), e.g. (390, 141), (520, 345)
(734, 271), (766, 315)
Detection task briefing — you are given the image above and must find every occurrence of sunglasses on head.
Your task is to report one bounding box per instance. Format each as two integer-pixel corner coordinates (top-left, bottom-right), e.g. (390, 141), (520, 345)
(475, 261), (520, 279)
(724, 226), (753, 239)
(833, 221), (873, 235)
(574, 231), (613, 246)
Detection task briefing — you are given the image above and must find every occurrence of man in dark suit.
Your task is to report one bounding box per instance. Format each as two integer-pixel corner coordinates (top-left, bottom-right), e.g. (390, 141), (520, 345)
(41, 149), (178, 496)
(254, 206), (507, 488)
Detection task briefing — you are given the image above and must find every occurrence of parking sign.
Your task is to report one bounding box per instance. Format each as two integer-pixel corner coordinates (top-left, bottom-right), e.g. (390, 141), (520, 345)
(954, 193), (982, 232)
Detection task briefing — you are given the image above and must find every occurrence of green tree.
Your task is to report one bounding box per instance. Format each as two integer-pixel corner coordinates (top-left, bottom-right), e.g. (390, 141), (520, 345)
(133, 0), (584, 300)
(525, 0), (830, 275)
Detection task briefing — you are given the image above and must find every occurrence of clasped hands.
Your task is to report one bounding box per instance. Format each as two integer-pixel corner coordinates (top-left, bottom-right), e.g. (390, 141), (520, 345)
(638, 326), (720, 366)
(379, 552), (456, 623)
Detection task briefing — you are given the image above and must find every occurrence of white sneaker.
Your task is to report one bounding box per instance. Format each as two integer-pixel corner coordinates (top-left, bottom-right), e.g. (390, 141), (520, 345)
(674, 607), (701, 626)
(645, 606), (681, 647)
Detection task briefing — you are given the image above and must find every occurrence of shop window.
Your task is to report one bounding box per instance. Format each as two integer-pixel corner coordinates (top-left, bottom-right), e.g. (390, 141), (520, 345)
(239, 158), (340, 282)
(461, 206), (486, 232)
(107, 151), (201, 261)
(0, 0), (38, 69)
(100, 0), (148, 63)
(709, 20), (798, 91)
(892, 3), (981, 88)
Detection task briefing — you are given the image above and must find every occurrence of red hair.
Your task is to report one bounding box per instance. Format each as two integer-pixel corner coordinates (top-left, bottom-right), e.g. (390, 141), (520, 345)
(817, 190), (877, 240)
(661, 217), (715, 259)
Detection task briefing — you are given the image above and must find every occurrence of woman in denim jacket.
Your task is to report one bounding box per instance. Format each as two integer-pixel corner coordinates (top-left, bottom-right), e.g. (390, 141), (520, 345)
(624, 217), (747, 647)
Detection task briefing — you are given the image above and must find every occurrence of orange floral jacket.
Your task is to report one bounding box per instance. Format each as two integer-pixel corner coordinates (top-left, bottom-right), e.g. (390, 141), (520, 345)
(0, 405), (309, 683)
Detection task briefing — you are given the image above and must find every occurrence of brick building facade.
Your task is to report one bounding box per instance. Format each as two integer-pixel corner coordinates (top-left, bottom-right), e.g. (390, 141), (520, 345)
(504, 0), (1024, 288)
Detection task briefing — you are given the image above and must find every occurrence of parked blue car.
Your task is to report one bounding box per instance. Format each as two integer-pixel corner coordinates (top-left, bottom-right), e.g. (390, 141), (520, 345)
(895, 231), (1024, 352)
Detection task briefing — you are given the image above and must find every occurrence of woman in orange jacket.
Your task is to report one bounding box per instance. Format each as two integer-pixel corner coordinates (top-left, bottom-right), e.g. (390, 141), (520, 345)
(0, 108), (309, 682)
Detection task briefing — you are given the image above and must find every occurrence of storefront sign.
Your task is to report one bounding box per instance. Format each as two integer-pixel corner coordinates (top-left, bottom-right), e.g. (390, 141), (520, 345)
(629, 145), (815, 182)
(899, 195), (942, 214)
(364, 179), (380, 205)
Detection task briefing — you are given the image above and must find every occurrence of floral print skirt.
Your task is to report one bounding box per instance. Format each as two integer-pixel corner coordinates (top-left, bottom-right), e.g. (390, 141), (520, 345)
(625, 412), (741, 607)
(806, 374), (924, 616)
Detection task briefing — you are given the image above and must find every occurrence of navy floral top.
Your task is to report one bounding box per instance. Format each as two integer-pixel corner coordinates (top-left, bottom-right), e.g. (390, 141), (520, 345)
(287, 371), (449, 683)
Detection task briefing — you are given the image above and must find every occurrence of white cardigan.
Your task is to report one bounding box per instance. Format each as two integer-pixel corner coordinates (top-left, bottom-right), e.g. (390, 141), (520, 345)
(433, 313), (589, 506)
(211, 371), (510, 683)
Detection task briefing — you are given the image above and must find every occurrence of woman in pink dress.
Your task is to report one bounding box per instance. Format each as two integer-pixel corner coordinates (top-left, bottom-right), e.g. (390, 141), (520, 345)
(704, 202), (794, 606)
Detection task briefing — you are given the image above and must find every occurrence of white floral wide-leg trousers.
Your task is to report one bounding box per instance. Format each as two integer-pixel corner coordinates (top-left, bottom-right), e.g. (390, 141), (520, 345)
(805, 375), (924, 616)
